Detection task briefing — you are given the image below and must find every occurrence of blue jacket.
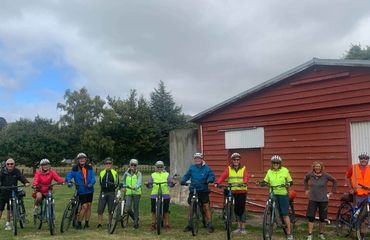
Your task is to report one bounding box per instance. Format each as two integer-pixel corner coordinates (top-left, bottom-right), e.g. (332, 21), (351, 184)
(181, 162), (215, 193)
(66, 165), (96, 195)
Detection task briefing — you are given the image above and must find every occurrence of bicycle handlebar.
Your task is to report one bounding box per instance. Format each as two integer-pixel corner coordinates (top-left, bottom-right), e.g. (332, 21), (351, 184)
(32, 182), (64, 189)
(216, 183), (247, 189)
(358, 183), (370, 191)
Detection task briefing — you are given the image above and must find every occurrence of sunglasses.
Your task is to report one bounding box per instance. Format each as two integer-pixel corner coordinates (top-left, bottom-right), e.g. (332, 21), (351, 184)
(130, 164), (137, 167)
(105, 162), (112, 165)
(6, 163), (14, 166)
(232, 158), (240, 160)
(272, 162), (281, 165)
(157, 166), (164, 168)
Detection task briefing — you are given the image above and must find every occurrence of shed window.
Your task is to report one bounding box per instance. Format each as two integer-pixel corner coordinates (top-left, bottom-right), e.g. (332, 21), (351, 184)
(225, 127), (264, 149)
(351, 121), (370, 164)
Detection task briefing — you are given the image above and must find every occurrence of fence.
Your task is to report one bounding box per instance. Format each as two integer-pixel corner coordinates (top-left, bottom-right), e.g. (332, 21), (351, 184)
(18, 165), (156, 177)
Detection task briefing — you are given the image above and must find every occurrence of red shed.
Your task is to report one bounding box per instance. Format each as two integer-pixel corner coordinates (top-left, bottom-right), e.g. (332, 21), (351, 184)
(191, 58), (370, 218)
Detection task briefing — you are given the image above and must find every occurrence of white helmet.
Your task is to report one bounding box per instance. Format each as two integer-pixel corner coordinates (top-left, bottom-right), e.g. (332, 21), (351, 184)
(155, 160), (164, 167)
(130, 159), (139, 165)
(40, 159), (50, 165)
(271, 155), (282, 163)
(193, 152), (203, 159)
(76, 153), (87, 159)
(231, 152), (241, 160)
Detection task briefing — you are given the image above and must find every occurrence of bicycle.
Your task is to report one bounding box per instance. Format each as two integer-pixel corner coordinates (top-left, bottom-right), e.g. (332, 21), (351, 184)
(108, 185), (132, 234)
(336, 184), (370, 239)
(33, 182), (62, 235)
(60, 182), (82, 233)
(217, 183), (247, 240)
(259, 183), (296, 240)
(183, 182), (207, 236)
(0, 185), (27, 236)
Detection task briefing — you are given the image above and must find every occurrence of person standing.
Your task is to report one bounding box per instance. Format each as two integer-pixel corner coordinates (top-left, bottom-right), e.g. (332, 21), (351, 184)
(304, 161), (337, 240)
(0, 158), (30, 230)
(66, 153), (96, 229)
(181, 152), (215, 233)
(97, 157), (118, 228)
(215, 152), (248, 234)
(122, 159), (142, 229)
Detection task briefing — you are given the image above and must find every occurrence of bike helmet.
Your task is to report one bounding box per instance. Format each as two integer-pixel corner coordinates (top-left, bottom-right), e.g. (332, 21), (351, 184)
(231, 152), (241, 160)
(358, 152), (370, 160)
(271, 155), (282, 163)
(193, 152), (203, 159)
(76, 152), (87, 159)
(129, 159), (138, 165)
(155, 160), (164, 167)
(40, 159), (50, 165)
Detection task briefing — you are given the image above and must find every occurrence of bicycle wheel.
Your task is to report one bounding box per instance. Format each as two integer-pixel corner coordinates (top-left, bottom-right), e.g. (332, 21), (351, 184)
(262, 203), (273, 240)
(156, 198), (162, 235)
(60, 200), (76, 233)
(356, 207), (370, 239)
(190, 199), (199, 236)
(19, 200), (26, 229)
(47, 201), (55, 235)
(225, 200), (233, 240)
(12, 199), (18, 236)
(336, 202), (352, 237)
(120, 200), (129, 229)
(108, 201), (121, 234)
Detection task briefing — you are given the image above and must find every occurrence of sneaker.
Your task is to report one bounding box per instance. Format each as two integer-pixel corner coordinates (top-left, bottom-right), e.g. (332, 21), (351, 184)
(232, 228), (241, 234)
(4, 222), (12, 231)
(133, 223), (139, 229)
(183, 225), (192, 232)
(97, 224), (102, 228)
(207, 223), (214, 233)
(319, 233), (326, 240)
(307, 235), (312, 240)
(287, 234), (294, 240)
(240, 229), (247, 234)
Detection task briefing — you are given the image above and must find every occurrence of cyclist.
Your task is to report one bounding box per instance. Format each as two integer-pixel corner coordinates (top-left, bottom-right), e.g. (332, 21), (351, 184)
(66, 153), (96, 229)
(304, 161), (337, 240)
(32, 159), (64, 216)
(346, 152), (370, 206)
(147, 161), (174, 231)
(259, 155), (294, 240)
(0, 158), (30, 230)
(181, 152), (215, 233)
(215, 152), (248, 234)
(97, 157), (118, 228)
(122, 158), (142, 229)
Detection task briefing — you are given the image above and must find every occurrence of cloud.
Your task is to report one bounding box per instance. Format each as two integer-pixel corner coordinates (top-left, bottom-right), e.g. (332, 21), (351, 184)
(1, 0), (370, 121)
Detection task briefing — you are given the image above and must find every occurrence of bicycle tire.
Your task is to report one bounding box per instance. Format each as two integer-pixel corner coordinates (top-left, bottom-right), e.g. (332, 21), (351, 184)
(108, 201), (121, 234)
(47, 200), (55, 235)
(156, 198), (162, 235)
(60, 200), (75, 233)
(19, 200), (26, 229)
(12, 199), (18, 236)
(190, 199), (199, 236)
(262, 203), (273, 240)
(226, 200), (233, 240)
(355, 206), (369, 239)
(336, 202), (352, 237)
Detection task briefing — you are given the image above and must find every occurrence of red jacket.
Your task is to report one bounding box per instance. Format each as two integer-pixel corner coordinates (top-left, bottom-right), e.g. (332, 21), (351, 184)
(33, 169), (64, 195)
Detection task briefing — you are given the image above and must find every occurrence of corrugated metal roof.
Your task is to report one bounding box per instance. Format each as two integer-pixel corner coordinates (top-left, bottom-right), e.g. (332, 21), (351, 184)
(191, 58), (370, 122)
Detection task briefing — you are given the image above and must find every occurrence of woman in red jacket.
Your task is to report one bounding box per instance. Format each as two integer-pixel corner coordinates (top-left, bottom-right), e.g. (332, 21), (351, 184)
(32, 159), (64, 214)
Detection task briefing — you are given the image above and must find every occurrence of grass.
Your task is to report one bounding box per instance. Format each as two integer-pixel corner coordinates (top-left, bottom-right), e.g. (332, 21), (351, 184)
(0, 176), (352, 240)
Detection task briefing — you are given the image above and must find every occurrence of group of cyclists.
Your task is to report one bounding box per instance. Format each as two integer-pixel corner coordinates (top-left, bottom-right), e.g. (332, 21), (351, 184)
(1, 150), (370, 240)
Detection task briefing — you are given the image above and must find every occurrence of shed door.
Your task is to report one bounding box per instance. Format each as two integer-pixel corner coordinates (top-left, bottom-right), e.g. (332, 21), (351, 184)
(350, 121), (370, 164)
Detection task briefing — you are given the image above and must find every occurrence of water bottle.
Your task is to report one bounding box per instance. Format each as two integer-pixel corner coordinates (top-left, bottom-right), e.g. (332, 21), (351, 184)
(354, 208), (361, 218)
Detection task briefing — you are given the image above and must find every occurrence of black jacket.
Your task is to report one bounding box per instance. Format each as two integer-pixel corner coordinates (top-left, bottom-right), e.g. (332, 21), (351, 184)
(0, 168), (29, 197)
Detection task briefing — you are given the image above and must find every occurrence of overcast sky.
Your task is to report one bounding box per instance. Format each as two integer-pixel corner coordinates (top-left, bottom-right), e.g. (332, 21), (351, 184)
(1, 0), (370, 122)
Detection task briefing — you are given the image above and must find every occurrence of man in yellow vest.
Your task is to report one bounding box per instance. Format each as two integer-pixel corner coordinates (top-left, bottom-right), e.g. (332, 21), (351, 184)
(97, 157), (118, 228)
(147, 161), (174, 231)
(215, 152), (248, 234)
(122, 159), (142, 229)
(346, 152), (370, 205)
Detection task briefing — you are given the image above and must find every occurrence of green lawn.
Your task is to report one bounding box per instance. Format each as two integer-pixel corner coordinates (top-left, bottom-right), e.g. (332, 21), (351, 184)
(0, 177), (350, 240)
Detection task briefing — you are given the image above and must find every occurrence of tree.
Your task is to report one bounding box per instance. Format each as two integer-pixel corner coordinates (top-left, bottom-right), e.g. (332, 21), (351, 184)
(150, 81), (189, 164)
(344, 44), (370, 60)
(0, 117), (7, 131)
